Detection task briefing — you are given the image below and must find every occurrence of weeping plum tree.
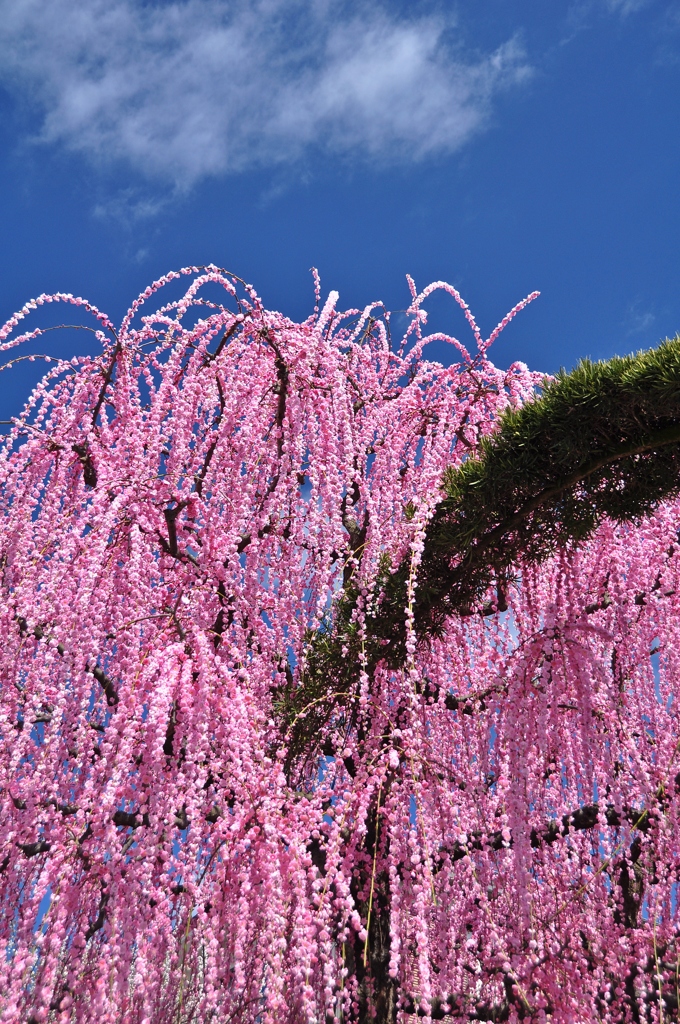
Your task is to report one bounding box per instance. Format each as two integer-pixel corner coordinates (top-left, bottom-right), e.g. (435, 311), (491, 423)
(2, 265), (680, 1023)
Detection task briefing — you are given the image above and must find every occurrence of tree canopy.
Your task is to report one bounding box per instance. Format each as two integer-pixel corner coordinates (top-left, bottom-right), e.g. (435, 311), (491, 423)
(2, 267), (680, 1024)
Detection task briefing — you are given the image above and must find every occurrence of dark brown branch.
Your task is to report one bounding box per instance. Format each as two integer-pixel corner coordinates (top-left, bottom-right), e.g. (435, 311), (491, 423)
(211, 580), (230, 649)
(156, 513), (199, 567)
(585, 592), (613, 615)
(17, 841), (51, 858)
(164, 701), (177, 757)
(442, 801), (649, 866)
(194, 375), (226, 497)
(257, 333), (289, 506)
(162, 500), (188, 557)
(11, 797), (82, 815)
(203, 317), (243, 367)
(164, 509), (179, 556)
(174, 806), (190, 830)
(72, 442), (97, 487)
(112, 807), (188, 829)
(88, 662), (119, 706)
(85, 890), (110, 941)
(91, 342), (121, 428)
(15, 615), (119, 705)
(418, 678), (506, 716)
(230, 345), (292, 557)
(113, 810), (146, 829)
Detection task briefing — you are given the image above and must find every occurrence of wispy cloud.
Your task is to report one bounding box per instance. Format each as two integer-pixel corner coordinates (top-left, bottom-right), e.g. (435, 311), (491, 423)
(0, 0), (531, 189)
(623, 301), (656, 337)
(566, 0), (653, 31)
(605, 0), (651, 13)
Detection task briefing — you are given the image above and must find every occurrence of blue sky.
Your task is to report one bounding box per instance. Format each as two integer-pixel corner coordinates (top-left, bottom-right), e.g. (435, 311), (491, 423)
(0, 0), (679, 416)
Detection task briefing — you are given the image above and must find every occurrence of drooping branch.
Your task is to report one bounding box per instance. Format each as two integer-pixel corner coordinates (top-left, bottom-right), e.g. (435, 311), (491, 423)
(90, 341), (121, 428)
(231, 336), (290, 557)
(194, 374), (226, 498)
(260, 332), (288, 504)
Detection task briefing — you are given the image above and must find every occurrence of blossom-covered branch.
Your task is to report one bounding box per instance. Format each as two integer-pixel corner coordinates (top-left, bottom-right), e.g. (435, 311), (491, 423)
(1, 267), (680, 1023)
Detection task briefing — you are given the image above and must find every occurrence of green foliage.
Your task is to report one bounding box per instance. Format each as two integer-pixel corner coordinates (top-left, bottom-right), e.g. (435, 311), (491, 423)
(414, 335), (680, 636)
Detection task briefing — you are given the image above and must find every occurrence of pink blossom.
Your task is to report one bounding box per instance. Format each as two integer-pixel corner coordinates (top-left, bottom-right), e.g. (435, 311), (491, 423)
(0, 268), (676, 1022)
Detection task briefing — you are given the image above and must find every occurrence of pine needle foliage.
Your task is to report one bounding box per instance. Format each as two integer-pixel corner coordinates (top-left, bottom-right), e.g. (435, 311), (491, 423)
(411, 334), (680, 636)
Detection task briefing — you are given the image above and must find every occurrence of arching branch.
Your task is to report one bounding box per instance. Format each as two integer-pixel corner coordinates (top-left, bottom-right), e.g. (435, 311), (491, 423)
(375, 335), (680, 659)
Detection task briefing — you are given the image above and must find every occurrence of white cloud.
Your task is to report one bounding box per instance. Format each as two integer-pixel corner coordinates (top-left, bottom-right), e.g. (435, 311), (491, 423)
(604, 0), (651, 13)
(0, 0), (531, 188)
(565, 0), (653, 29)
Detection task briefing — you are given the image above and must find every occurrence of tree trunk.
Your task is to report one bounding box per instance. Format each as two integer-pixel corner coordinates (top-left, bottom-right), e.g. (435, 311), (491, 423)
(349, 781), (399, 1024)
(353, 892), (398, 1024)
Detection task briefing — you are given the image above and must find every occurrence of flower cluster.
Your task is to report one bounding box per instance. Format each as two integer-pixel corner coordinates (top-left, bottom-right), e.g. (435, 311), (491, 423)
(0, 266), (678, 1023)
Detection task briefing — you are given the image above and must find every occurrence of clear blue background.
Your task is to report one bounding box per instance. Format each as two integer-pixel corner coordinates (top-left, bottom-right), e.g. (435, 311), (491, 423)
(0, 0), (678, 418)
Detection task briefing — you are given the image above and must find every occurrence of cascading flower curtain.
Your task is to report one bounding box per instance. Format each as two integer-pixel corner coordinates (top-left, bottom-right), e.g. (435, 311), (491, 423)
(1, 266), (679, 1023)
